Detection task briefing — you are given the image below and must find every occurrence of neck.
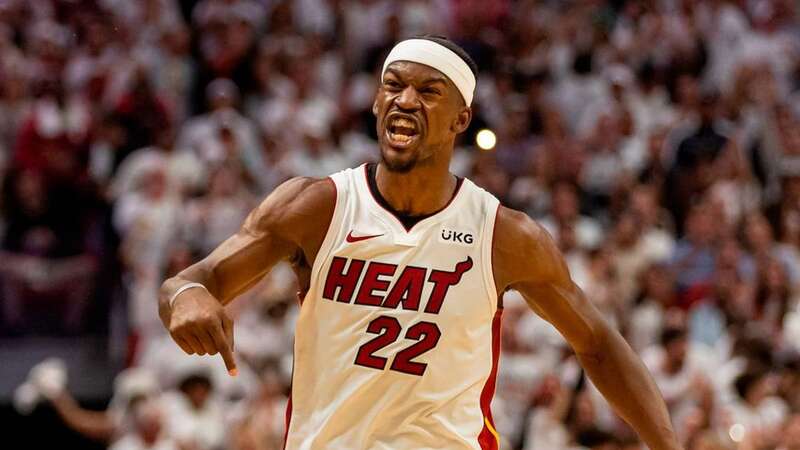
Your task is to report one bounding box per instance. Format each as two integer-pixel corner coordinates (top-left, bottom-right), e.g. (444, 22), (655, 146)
(376, 158), (456, 216)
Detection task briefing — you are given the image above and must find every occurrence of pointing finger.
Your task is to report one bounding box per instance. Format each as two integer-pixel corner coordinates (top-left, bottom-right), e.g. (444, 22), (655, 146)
(222, 313), (234, 352)
(211, 321), (237, 376)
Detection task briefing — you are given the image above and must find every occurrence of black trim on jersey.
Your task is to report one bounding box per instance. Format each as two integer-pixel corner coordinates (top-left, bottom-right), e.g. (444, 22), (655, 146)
(365, 163), (464, 231)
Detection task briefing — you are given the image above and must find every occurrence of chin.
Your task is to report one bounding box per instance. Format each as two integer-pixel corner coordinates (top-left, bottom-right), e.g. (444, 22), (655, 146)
(380, 146), (419, 173)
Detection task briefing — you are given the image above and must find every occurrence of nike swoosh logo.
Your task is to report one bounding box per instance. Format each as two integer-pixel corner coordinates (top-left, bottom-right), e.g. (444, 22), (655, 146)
(346, 231), (384, 243)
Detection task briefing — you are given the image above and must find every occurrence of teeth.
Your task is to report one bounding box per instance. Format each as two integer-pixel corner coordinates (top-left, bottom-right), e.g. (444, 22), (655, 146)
(392, 118), (414, 127)
(390, 132), (412, 143)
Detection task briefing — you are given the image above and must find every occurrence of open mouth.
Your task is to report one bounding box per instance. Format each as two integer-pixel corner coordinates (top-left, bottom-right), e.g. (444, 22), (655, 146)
(385, 115), (420, 148)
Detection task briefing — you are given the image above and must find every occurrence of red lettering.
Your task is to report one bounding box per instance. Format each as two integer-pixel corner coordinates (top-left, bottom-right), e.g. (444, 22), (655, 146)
(354, 316), (402, 370)
(323, 257), (365, 303)
(355, 262), (397, 306)
(424, 256), (473, 314)
(382, 266), (427, 311)
(390, 321), (441, 376)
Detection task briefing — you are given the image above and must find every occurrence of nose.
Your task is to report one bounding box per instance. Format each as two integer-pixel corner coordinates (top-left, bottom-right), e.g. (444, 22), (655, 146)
(394, 85), (421, 112)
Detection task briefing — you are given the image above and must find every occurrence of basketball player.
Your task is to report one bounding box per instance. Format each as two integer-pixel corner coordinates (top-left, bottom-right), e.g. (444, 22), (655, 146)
(159, 37), (681, 449)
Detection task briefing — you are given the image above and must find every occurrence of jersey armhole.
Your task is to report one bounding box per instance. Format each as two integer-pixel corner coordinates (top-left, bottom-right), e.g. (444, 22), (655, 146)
(307, 172), (347, 290)
(481, 200), (501, 313)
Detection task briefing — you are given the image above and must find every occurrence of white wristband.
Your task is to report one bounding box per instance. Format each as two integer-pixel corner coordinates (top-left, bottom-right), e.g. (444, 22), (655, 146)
(169, 283), (208, 309)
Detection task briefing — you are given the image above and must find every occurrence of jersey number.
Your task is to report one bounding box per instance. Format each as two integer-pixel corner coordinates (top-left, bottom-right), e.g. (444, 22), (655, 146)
(354, 316), (441, 376)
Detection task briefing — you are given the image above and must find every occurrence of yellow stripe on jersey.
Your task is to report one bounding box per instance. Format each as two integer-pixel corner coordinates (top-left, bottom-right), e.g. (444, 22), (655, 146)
(484, 417), (500, 446)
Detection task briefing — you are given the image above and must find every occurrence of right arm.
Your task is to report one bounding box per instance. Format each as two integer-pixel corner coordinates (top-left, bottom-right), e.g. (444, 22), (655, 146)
(159, 177), (335, 374)
(493, 207), (681, 450)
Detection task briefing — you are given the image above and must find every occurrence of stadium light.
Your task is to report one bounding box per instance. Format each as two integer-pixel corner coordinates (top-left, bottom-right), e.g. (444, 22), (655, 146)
(476, 129), (496, 151)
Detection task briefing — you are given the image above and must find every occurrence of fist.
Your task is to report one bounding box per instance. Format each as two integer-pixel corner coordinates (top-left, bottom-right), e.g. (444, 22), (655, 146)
(160, 287), (237, 376)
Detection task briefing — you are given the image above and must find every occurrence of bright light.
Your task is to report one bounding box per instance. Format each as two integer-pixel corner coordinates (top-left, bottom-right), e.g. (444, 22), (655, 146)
(729, 423), (745, 442)
(476, 129), (497, 151)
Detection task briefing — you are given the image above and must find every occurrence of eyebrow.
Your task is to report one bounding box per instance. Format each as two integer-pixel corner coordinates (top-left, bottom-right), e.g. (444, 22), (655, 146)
(384, 68), (448, 86)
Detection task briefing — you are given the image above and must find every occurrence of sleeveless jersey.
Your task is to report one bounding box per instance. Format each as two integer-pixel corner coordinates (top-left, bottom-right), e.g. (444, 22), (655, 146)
(285, 164), (502, 450)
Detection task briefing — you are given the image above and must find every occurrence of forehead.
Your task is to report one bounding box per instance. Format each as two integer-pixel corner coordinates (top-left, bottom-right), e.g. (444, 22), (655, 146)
(384, 60), (453, 87)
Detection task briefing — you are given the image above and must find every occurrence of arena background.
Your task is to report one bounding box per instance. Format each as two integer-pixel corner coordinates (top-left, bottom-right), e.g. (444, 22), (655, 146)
(2, 0), (800, 449)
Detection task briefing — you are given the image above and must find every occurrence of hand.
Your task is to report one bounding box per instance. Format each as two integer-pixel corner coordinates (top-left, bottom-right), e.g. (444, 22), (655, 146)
(162, 287), (237, 375)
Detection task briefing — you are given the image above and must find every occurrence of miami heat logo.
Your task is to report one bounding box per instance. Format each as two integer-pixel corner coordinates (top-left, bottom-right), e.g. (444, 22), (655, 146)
(322, 256), (473, 314)
(322, 256), (474, 375)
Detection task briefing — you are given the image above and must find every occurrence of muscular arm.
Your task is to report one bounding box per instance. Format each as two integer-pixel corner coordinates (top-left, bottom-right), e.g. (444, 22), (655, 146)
(159, 177), (335, 373)
(493, 207), (680, 450)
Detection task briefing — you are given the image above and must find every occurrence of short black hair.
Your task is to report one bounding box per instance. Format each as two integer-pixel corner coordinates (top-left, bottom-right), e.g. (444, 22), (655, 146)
(411, 34), (478, 77)
(734, 370), (766, 400)
(178, 373), (212, 392)
(660, 326), (686, 347)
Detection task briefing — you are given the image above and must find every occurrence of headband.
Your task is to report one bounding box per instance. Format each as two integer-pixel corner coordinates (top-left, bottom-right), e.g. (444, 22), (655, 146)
(381, 39), (476, 106)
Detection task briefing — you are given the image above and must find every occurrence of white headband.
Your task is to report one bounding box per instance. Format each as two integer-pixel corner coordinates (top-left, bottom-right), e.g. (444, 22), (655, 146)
(381, 39), (476, 106)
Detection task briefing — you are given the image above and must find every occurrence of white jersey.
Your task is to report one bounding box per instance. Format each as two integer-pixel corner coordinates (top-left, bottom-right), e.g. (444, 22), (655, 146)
(285, 164), (502, 450)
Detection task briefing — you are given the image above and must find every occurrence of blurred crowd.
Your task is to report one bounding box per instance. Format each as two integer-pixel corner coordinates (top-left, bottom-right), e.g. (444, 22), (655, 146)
(3, 0), (800, 449)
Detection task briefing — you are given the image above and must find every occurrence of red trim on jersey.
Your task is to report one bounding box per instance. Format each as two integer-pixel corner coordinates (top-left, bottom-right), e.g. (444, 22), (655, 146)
(282, 394), (292, 449)
(477, 308), (503, 450)
(490, 203), (501, 306)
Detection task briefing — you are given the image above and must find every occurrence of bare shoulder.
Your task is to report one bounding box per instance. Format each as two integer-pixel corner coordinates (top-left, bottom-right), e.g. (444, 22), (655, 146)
(492, 205), (569, 292)
(243, 176), (336, 249)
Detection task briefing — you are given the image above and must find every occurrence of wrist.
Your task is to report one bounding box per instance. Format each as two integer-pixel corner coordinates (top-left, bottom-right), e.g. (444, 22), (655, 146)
(168, 282), (208, 309)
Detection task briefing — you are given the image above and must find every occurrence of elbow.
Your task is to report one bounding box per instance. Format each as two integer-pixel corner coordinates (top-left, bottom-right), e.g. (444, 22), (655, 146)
(573, 318), (614, 366)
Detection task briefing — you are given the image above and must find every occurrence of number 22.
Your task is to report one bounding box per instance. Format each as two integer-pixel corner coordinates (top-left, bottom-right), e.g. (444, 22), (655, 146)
(354, 316), (441, 376)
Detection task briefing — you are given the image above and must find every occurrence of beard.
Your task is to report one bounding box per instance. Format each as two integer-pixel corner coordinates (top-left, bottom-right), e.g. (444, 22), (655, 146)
(380, 149), (418, 173)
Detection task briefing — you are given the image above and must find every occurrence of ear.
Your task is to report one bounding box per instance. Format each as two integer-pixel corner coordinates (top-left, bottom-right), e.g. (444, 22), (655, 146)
(451, 107), (472, 134)
(372, 99), (378, 116)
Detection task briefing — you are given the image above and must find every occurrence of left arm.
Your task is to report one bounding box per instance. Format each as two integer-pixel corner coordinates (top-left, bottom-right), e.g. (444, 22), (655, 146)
(493, 206), (680, 450)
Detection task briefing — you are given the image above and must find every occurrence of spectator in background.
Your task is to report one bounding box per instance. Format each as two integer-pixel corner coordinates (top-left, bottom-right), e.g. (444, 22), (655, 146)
(523, 373), (579, 450)
(627, 264), (678, 352)
(1, 168), (98, 334)
(609, 211), (657, 307)
(275, 106), (347, 178)
(113, 161), (181, 347)
(229, 365), (287, 450)
(744, 212), (800, 285)
(642, 326), (714, 440)
(161, 370), (226, 450)
(667, 91), (729, 233)
(111, 67), (172, 168)
(579, 112), (628, 215)
(493, 95), (537, 178)
(671, 202), (719, 308)
(111, 126), (205, 200)
(178, 78), (268, 192)
(192, 0), (263, 111)
(725, 369), (789, 444)
(183, 165), (254, 254)
(13, 77), (91, 181)
(540, 181), (604, 251)
(63, 16), (119, 99)
(19, 362), (162, 443)
(110, 399), (178, 450)
(147, 25), (195, 124)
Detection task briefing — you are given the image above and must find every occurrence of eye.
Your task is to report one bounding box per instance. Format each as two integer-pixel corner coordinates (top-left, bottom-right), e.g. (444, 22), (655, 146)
(383, 79), (401, 90)
(421, 87), (441, 96)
